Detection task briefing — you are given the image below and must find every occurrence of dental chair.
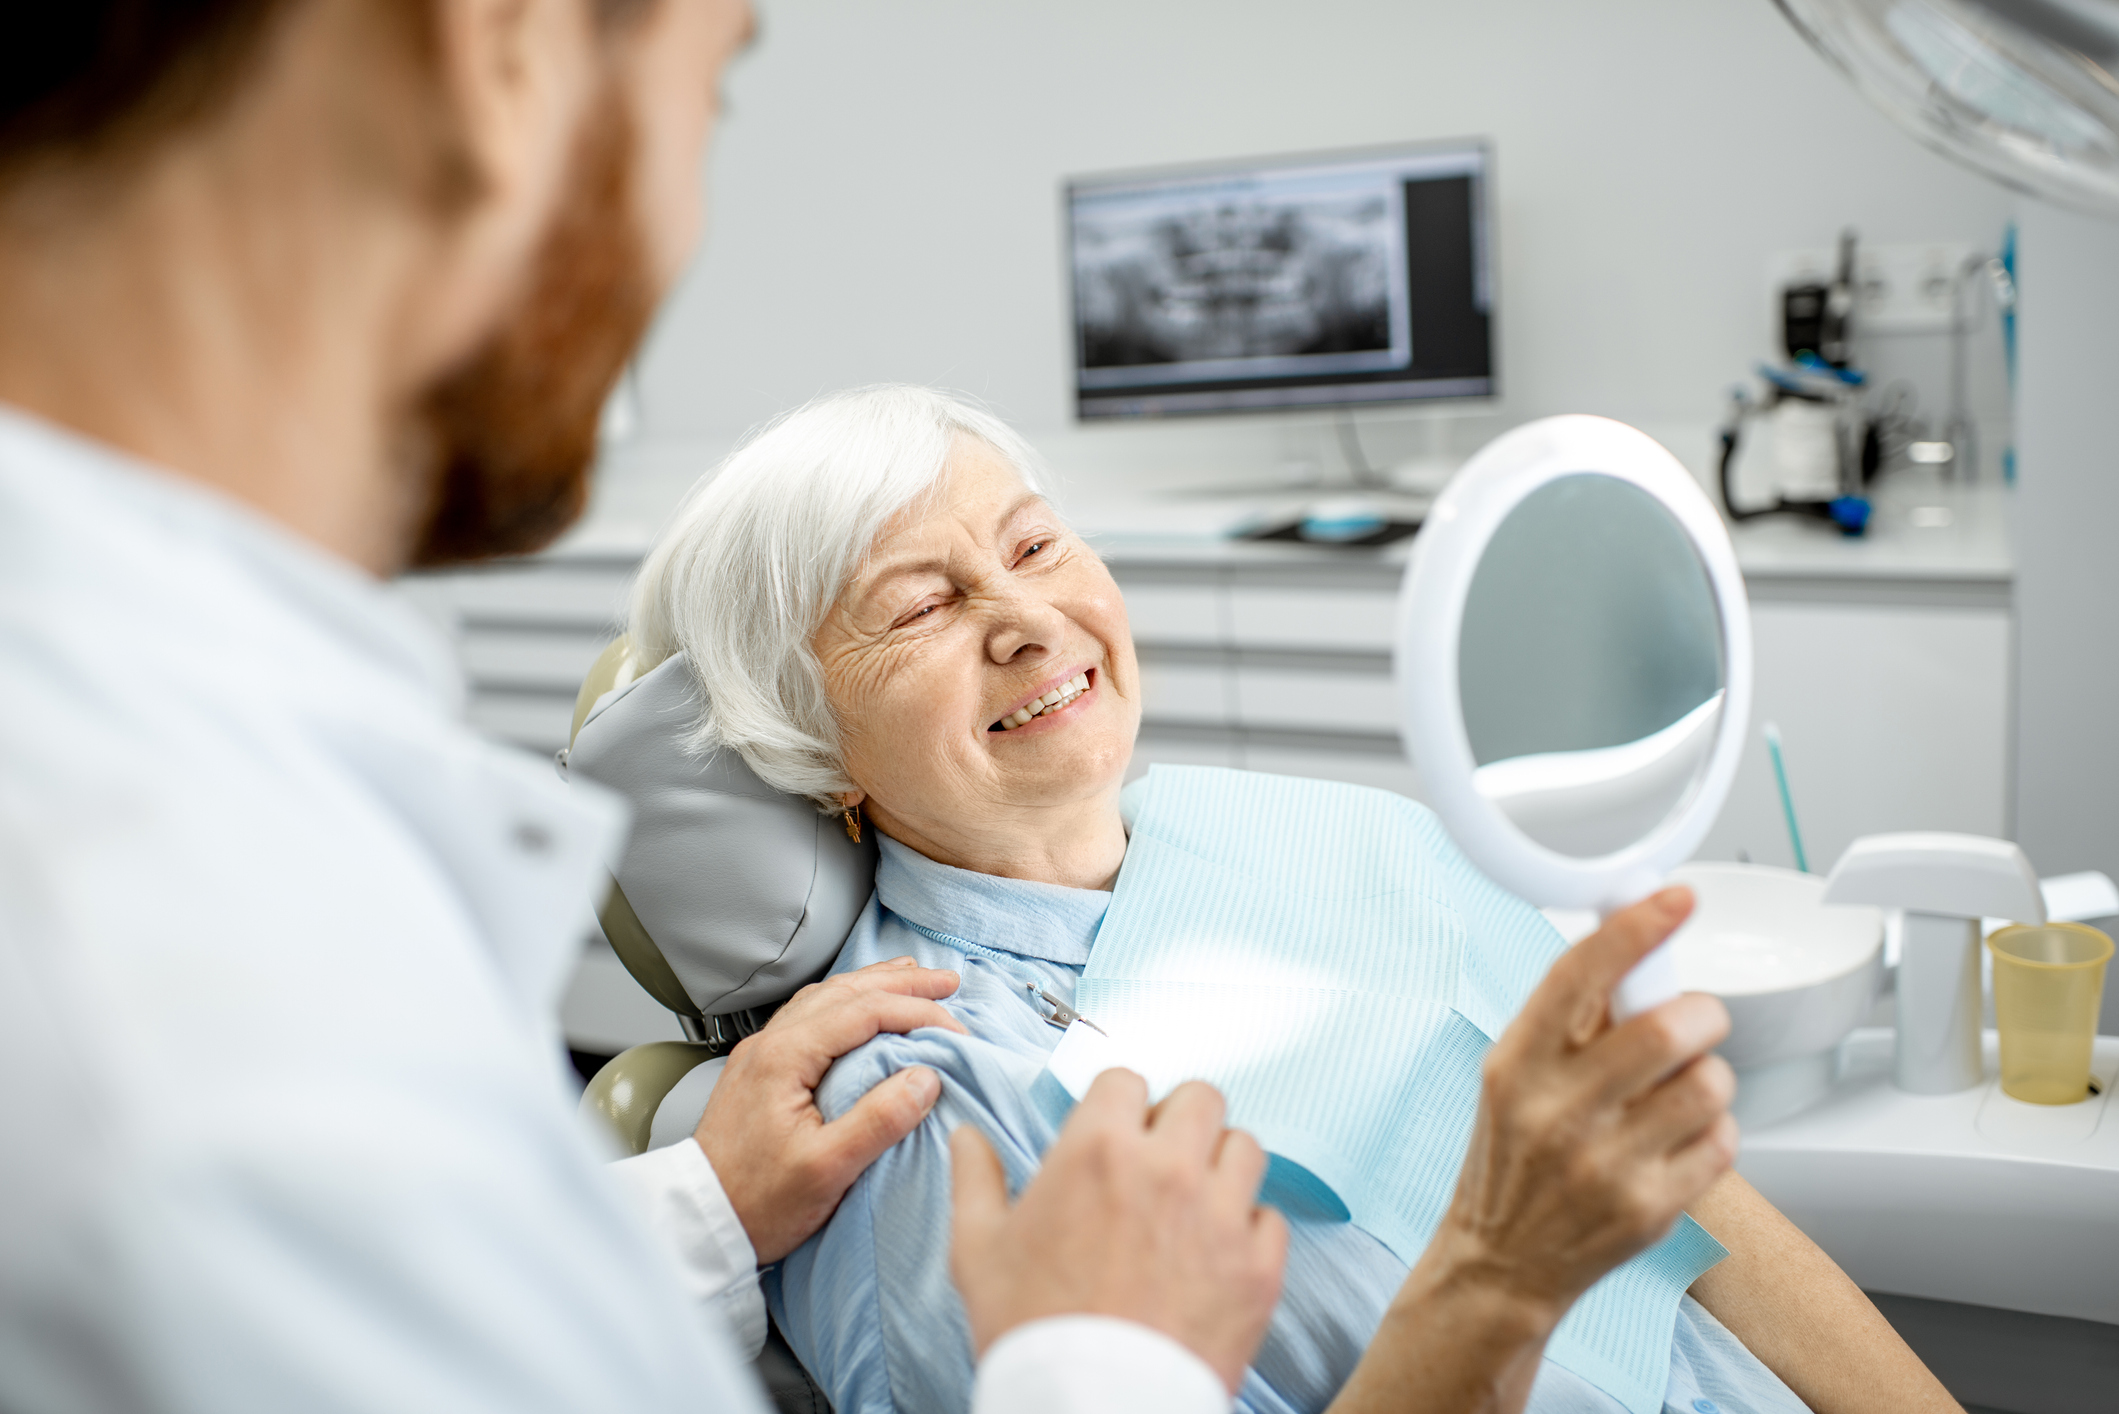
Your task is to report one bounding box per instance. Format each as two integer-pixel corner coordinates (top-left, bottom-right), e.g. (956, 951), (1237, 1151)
(560, 637), (875, 1414)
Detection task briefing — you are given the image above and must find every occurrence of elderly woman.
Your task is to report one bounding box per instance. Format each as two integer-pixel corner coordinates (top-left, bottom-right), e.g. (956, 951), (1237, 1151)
(625, 387), (1953, 1414)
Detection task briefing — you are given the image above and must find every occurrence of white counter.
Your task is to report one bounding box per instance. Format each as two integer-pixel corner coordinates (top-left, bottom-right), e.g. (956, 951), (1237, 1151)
(1740, 1029), (2118, 1325)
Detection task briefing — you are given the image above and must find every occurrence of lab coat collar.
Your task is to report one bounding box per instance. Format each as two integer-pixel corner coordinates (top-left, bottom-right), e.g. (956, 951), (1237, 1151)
(873, 834), (1109, 967)
(0, 401), (624, 1018)
(0, 403), (461, 709)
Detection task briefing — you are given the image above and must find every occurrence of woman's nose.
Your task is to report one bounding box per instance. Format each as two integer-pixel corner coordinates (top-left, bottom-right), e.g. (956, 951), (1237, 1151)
(986, 591), (1069, 666)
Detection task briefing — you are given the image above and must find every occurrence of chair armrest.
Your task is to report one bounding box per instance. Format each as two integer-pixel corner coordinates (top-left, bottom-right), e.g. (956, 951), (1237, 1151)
(580, 1040), (721, 1156)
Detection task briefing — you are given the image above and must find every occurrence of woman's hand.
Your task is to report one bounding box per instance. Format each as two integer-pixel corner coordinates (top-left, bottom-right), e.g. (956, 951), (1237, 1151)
(695, 957), (966, 1264)
(950, 1070), (1289, 1394)
(1331, 887), (1738, 1414)
(1447, 885), (1738, 1315)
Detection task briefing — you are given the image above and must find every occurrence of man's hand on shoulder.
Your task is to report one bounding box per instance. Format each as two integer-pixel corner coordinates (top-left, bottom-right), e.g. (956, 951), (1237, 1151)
(696, 957), (965, 1264)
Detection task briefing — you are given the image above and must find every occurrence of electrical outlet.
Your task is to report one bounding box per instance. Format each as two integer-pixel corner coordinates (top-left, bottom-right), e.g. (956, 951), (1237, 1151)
(1767, 242), (1976, 336)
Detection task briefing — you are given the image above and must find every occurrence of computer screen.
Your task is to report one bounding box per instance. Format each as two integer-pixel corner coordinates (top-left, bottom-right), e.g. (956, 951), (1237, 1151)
(1067, 141), (1494, 420)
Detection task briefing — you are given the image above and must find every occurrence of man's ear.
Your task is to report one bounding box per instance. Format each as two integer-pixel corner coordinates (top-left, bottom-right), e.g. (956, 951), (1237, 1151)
(424, 0), (596, 222)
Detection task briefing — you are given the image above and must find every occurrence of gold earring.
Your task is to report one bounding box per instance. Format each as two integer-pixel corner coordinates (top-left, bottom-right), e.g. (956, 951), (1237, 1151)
(842, 804), (862, 844)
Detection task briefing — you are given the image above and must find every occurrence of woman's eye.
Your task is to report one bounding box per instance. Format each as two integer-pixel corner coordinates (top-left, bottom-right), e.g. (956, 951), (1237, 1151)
(1021, 539), (1049, 560)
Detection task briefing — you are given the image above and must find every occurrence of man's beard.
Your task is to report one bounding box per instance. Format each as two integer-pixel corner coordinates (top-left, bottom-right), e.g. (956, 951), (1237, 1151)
(404, 85), (656, 568)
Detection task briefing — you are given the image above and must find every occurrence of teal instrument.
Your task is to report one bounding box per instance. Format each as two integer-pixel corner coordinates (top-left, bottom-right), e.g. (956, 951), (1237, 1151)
(1764, 721), (1809, 872)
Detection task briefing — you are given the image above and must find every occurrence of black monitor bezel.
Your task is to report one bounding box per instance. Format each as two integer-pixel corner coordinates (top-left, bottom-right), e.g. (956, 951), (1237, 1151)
(1064, 137), (1497, 422)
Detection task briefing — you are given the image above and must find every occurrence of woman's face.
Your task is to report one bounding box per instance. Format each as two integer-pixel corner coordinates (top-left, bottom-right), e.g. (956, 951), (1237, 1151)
(813, 439), (1141, 860)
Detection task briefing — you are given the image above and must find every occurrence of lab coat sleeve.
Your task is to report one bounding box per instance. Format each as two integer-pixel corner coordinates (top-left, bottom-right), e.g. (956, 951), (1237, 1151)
(972, 1316), (1232, 1414)
(607, 1139), (768, 1360)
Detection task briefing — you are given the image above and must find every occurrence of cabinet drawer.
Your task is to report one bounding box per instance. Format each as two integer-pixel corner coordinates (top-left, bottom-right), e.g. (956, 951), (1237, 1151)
(1138, 660), (1232, 725)
(461, 629), (612, 692)
(438, 567), (632, 628)
(1229, 586), (1398, 652)
(468, 694), (574, 754)
(1122, 583), (1223, 646)
(1235, 665), (1400, 733)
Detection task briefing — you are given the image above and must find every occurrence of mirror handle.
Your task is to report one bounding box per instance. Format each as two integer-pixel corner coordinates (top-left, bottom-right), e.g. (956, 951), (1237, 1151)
(1604, 865), (1680, 1021)
(1611, 941), (1681, 1021)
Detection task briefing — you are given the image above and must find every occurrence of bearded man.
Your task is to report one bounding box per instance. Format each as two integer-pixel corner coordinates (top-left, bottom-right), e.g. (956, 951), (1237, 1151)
(0, 4), (1289, 1410)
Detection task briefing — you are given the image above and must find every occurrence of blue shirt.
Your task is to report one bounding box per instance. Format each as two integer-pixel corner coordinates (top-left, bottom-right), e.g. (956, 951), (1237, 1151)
(768, 835), (1810, 1414)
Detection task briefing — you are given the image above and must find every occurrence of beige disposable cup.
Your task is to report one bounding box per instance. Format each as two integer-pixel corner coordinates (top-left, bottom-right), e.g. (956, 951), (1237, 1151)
(1986, 923), (2112, 1105)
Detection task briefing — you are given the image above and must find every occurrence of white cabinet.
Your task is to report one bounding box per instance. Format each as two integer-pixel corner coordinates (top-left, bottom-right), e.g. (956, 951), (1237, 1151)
(1136, 658), (1232, 725)
(399, 557), (633, 757)
(1227, 585), (1398, 652)
(1115, 559), (1416, 792)
(1234, 663), (1399, 734)
(1695, 598), (2011, 873)
(1121, 582), (1223, 645)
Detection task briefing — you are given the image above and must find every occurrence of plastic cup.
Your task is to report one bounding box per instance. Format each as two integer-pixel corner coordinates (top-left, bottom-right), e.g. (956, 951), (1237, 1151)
(1986, 923), (2112, 1105)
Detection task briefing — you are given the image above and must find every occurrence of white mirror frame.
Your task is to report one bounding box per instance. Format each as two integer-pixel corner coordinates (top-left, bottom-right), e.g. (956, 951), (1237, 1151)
(1396, 414), (1753, 918)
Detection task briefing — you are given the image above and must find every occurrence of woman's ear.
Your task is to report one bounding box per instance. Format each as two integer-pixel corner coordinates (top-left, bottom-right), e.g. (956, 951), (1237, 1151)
(840, 790), (867, 811)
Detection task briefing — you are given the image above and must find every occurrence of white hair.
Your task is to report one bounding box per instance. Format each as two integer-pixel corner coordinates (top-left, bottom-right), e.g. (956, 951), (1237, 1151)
(626, 385), (1048, 810)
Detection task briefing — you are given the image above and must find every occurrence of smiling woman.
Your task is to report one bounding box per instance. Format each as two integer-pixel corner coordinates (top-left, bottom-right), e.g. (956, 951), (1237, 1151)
(629, 385), (1143, 890)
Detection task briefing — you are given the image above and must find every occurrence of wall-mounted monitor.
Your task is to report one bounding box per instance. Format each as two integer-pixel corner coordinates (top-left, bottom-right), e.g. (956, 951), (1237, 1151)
(1067, 140), (1494, 420)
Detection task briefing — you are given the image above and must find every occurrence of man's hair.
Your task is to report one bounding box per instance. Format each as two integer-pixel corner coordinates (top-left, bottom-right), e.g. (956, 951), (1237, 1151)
(1, 2), (294, 179)
(0, 1), (656, 183)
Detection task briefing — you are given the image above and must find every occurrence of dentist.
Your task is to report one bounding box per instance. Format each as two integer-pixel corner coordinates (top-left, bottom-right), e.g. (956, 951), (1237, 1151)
(0, 5), (1762, 1413)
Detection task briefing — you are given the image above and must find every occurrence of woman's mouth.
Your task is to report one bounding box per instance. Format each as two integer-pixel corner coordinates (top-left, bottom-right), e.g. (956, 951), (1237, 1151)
(990, 670), (1093, 732)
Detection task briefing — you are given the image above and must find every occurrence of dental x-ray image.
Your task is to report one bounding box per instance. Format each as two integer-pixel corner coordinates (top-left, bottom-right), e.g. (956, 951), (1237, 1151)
(1072, 167), (1413, 390)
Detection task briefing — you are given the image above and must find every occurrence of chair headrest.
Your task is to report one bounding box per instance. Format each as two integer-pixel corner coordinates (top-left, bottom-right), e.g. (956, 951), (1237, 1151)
(567, 653), (877, 1017)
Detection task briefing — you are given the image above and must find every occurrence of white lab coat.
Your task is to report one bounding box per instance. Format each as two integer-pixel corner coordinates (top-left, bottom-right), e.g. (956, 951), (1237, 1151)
(0, 407), (1225, 1414)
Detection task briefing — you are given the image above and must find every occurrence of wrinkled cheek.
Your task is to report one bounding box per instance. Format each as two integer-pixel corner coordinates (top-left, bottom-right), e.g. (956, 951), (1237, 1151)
(834, 658), (952, 790)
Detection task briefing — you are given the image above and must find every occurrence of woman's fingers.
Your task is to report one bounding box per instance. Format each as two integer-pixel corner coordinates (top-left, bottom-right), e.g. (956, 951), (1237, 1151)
(1662, 1112), (1741, 1206)
(1420, 884), (1741, 1321)
(1623, 1053), (1738, 1161)
(1528, 889), (1698, 1049)
(1585, 993), (1733, 1110)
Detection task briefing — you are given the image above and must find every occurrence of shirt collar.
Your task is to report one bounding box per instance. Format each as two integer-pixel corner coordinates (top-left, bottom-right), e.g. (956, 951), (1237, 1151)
(874, 834), (1111, 967)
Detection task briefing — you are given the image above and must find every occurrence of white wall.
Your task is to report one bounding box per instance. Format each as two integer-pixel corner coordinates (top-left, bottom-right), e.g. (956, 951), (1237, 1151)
(601, 0), (2013, 506)
(2012, 201), (2119, 880)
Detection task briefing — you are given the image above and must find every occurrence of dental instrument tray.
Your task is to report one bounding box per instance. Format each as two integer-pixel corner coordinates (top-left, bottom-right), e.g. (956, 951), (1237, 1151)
(1237, 495), (1424, 547)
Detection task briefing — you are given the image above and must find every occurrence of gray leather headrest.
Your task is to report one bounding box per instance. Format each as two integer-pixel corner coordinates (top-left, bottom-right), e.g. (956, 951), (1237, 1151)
(567, 654), (877, 1016)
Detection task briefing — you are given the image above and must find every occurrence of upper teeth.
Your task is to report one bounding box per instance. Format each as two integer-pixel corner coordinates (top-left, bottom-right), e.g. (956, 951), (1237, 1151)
(998, 673), (1091, 730)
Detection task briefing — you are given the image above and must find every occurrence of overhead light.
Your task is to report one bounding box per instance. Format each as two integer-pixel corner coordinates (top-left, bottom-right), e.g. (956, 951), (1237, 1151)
(1773, 0), (2119, 216)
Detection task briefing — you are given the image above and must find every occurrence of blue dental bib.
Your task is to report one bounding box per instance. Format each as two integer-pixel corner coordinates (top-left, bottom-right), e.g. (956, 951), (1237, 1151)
(1075, 766), (1727, 1414)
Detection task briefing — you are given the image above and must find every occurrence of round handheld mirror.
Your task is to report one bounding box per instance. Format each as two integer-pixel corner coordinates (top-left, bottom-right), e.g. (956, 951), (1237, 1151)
(1397, 415), (1752, 1018)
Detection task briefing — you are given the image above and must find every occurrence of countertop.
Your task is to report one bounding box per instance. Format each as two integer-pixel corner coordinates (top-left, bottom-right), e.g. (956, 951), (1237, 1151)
(538, 448), (2014, 589)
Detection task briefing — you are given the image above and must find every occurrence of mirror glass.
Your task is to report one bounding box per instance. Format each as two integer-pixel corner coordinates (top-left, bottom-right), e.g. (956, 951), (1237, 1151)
(1458, 473), (1724, 859)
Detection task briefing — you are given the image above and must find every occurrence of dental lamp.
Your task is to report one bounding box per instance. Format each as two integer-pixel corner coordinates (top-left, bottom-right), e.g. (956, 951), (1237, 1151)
(1772, 0), (2119, 216)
